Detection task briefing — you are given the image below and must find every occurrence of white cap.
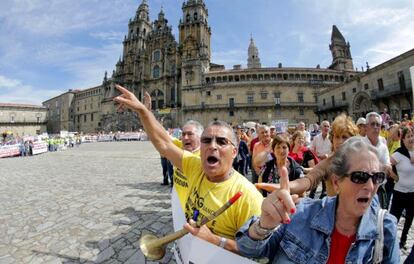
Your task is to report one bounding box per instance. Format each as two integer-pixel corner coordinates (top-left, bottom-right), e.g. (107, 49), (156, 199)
(356, 117), (366, 126)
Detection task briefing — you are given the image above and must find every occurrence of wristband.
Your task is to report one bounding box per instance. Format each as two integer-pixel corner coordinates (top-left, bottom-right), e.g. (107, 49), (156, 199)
(218, 236), (227, 248)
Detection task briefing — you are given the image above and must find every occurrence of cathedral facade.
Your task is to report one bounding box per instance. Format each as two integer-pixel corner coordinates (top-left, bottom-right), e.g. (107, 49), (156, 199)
(44, 0), (361, 133)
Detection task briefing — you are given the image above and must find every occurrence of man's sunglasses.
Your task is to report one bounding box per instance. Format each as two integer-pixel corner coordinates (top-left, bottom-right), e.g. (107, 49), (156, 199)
(347, 171), (386, 185)
(200, 136), (235, 147)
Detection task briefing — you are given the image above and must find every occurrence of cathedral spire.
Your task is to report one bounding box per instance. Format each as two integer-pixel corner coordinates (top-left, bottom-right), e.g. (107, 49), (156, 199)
(247, 35), (261, 69)
(328, 25), (353, 71)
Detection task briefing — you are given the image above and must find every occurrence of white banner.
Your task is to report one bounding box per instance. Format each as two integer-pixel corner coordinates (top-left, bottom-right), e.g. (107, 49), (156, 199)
(32, 141), (48, 155)
(0, 144), (21, 158)
(171, 189), (256, 264)
(271, 119), (289, 134)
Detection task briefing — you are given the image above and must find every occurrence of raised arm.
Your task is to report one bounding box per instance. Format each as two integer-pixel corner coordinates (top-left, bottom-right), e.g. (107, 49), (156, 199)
(114, 84), (184, 170)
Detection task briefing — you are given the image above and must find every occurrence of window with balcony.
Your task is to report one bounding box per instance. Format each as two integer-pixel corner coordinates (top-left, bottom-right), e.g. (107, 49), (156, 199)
(274, 92), (281, 105)
(297, 92), (304, 103)
(229, 98), (235, 108)
(398, 71), (406, 90)
(377, 78), (384, 91)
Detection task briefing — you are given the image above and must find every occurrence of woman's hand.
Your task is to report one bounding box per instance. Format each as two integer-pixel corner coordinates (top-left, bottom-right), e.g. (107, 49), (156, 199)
(113, 84), (149, 113)
(259, 164), (299, 229)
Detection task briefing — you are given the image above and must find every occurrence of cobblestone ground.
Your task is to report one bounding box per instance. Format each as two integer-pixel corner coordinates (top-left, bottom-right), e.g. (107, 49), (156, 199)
(0, 141), (413, 263)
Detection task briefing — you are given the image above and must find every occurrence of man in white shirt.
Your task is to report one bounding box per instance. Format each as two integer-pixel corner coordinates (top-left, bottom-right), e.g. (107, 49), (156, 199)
(362, 112), (390, 166)
(310, 120), (332, 160)
(362, 112), (395, 209)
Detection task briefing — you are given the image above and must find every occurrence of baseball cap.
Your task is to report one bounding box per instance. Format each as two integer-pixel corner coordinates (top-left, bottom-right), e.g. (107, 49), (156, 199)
(356, 117), (366, 126)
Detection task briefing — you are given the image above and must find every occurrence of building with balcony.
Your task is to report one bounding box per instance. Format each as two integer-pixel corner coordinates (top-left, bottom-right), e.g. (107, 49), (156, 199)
(317, 48), (414, 122)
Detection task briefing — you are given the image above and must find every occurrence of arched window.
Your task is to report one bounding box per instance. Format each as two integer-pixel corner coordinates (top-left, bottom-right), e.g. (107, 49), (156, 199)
(153, 65), (160, 78)
(153, 50), (161, 61)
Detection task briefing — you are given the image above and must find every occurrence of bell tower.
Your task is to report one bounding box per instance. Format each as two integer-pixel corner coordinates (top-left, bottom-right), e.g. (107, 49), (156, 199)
(179, 0), (211, 87)
(247, 36), (261, 68)
(328, 25), (353, 71)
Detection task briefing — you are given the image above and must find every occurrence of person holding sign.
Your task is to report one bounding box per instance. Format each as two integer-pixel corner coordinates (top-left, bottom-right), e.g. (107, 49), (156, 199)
(236, 137), (399, 263)
(114, 85), (263, 252)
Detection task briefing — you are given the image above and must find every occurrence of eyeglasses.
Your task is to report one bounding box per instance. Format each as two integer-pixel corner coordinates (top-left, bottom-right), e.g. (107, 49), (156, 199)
(346, 171), (386, 185)
(200, 136), (235, 147)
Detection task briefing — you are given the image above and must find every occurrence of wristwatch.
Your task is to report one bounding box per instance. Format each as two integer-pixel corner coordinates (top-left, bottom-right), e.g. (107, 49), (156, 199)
(253, 218), (278, 238)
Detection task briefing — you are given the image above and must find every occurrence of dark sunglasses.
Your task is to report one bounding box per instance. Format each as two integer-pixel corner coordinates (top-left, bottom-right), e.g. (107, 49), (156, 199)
(200, 136), (235, 147)
(347, 171), (386, 185)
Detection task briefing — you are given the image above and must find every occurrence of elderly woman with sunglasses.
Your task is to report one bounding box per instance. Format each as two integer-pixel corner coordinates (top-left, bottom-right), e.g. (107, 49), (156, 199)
(236, 137), (399, 263)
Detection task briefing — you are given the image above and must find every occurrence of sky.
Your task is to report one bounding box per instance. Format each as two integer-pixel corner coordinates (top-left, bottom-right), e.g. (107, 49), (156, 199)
(0, 0), (413, 105)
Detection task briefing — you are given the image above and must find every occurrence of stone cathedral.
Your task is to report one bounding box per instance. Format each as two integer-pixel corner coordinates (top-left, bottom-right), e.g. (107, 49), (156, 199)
(45, 0), (378, 133)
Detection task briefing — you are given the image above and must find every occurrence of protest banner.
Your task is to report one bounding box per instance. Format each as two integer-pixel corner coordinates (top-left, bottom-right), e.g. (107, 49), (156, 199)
(0, 144), (20, 158)
(32, 141), (48, 155)
(271, 119), (289, 134)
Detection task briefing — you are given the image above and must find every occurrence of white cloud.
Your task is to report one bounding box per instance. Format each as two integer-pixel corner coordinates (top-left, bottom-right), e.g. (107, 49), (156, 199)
(90, 31), (125, 42)
(0, 75), (60, 104)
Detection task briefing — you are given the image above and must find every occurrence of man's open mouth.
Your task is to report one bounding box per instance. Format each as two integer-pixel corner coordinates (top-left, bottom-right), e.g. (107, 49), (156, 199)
(207, 156), (219, 165)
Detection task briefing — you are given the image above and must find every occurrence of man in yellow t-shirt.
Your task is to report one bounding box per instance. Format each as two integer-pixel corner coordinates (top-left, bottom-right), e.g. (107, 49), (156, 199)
(114, 84), (263, 253)
(172, 120), (203, 209)
(182, 151), (263, 239)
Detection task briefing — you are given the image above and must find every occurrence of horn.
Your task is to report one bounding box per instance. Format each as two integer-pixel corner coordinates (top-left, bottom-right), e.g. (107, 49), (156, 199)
(139, 191), (243, 260)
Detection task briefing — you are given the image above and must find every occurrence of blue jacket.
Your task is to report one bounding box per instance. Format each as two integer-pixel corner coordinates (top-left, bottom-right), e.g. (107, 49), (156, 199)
(236, 196), (399, 264)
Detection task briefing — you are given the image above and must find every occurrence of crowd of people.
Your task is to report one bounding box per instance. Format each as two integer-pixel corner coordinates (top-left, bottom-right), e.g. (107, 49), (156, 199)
(114, 83), (414, 263)
(0, 131), (149, 159)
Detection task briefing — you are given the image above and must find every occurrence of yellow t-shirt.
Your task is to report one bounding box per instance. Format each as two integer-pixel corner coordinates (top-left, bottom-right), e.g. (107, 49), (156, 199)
(182, 151), (263, 239)
(172, 138), (201, 209)
(388, 140), (400, 154)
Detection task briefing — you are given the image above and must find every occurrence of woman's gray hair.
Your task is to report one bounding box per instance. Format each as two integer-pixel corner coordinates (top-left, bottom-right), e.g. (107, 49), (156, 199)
(183, 120), (204, 137)
(205, 120), (238, 147)
(329, 136), (379, 179)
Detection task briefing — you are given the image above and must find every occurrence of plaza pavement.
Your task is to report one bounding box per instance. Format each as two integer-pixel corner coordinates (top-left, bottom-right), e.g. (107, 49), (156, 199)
(0, 141), (412, 263)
